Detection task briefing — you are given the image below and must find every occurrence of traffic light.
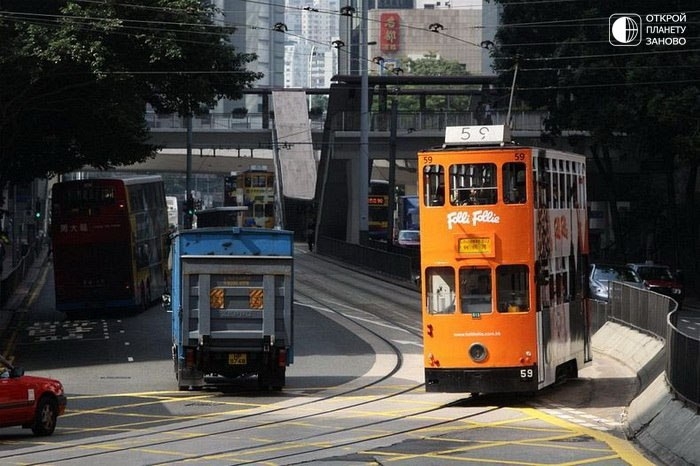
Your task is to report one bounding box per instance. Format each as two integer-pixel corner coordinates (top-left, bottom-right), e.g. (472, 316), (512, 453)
(184, 198), (195, 229)
(34, 199), (41, 219)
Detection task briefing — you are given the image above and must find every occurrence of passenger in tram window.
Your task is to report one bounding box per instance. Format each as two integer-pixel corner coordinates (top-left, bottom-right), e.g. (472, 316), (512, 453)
(505, 186), (525, 204)
(432, 184), (445, 206)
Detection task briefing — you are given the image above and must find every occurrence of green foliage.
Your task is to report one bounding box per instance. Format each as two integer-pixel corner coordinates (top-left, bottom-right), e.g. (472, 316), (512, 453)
(310, 95), (328, 111)
(397, 53), (472, 112)
(0, 0), (263, 188)
(489, 0), (699, 263)
(489, 0), (698, 161)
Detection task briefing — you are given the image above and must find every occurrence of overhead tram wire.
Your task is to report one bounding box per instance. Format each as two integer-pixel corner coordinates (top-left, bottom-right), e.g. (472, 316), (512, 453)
(7, 5), (693, 75)
(6, 5), (694, 93)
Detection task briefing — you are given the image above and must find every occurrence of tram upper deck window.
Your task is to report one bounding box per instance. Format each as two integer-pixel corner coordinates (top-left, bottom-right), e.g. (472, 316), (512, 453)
(426, 266), (455, 314)
(503, 162), (526, 204)
(449, 163), (497, 206)
(496, 265), (530, 312)
(459, 267), (492, 314)
(423, 165), (445, 206)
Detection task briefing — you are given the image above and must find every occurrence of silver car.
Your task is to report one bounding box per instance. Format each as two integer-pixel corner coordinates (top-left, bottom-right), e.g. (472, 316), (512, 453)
(588, 263), (643, 301)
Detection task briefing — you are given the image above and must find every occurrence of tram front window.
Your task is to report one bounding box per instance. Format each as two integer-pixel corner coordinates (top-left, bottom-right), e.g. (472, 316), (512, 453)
(503, 162), (526, 204)
(496, 265), (530, 312)
(460, 267), (492, 313)
(426, 267), (455, 314)
(449, 163), (497, 206)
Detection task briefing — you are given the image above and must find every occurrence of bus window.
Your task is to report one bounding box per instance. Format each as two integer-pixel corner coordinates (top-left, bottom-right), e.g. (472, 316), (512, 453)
(503, 162), (526, 204)
(423, 165), (445, 206)
(496, 265), (530, 312)
(449, 163), (497, 205)
(426, 266), (455, 314)
(459, 267), (492, 314)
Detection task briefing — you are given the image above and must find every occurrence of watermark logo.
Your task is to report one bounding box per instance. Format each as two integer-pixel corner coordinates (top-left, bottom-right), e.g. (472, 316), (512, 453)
(609, 13), (687, 47)
(609, 14), (642, 46)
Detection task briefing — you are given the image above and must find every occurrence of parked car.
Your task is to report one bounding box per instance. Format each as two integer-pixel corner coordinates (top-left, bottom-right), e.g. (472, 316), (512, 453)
(588, 263), (643, 301)
(627, 262), (683, 304)
(397, 229), (420, 247)
(0, 354), (67, 436)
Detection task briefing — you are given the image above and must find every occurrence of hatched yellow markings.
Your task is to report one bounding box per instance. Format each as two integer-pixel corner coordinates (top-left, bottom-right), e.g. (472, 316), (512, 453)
(52, 432), (215, 458)
(522, 407), (653, 465)
(60, 392), (266, 434)
(66, 391), (264, 412)
(358, 406), (651, 465)
(367, 433), (618, 465)
(58, 412), (226, 434)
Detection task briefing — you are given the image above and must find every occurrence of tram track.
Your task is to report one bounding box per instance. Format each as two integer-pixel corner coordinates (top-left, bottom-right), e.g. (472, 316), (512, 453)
(3, 249), (649, 465)
(3, 252), (472, 465)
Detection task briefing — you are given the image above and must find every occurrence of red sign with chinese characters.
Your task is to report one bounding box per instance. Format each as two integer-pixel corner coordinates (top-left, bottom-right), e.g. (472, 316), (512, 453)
(380, 13), (400, 52)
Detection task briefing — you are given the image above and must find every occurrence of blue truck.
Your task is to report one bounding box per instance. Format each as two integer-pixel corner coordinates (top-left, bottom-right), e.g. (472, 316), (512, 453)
(166, 227), (294, 391)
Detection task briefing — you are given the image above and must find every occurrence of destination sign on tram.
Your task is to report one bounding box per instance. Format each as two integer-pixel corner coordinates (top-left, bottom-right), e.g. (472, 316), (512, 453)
(444, 125), (511, 146)
(458, 237), (492, 254)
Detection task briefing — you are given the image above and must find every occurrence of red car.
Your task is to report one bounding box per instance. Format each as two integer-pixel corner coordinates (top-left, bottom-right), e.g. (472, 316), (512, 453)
(0, 354), (67, 436)
(627, 262), (684, 305)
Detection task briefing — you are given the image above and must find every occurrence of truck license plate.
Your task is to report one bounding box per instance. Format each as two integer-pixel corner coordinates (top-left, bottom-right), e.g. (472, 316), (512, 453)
(228, 353), (247, 365)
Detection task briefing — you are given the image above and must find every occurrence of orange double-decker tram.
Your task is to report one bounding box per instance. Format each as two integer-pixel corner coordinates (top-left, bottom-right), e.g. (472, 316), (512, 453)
(418, 125), (591, 394)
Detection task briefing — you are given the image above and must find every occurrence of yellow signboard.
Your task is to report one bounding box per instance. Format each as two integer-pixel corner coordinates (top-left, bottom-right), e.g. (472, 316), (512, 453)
(458, 237), (492, 254)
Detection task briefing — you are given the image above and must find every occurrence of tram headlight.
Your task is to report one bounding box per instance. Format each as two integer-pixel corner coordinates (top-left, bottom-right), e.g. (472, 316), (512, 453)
(469, 343), (488, 362)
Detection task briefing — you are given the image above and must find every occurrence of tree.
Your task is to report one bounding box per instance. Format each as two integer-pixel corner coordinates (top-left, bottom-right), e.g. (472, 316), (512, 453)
(398, 53), (473, 112)
(488, 0), (699, 264)
(0, 0), (263, 192)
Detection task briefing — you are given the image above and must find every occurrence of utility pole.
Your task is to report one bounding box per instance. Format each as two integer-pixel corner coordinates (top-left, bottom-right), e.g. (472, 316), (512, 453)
(387, 98), (397, 244)
(358, 0), (369, 244)
(184, 114), (194, 229)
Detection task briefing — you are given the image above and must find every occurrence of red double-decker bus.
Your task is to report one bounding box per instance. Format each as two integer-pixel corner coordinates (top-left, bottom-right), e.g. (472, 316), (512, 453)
(418, 125), (591, 394)
(51, 176), (169, 312)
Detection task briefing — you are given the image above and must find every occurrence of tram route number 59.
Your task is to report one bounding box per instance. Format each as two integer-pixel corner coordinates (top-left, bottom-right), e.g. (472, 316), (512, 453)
(444, 125), (511, 146)
(520, 368), (534, 379)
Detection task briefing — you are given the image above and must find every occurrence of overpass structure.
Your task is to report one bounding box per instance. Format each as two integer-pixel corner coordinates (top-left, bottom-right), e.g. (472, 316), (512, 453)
(140, 75), (558, 175)
(132, 76), (590, 242)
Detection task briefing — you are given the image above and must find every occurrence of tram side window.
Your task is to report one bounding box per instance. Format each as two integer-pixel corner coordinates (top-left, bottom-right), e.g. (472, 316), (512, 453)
(423, 164), (445, 206)
(459, 267), (492, 314)
(496, 265), (530, 313)
(426, 267), (455, 314)
(449, 163), (497, 206)
(503, 162), (526, 204)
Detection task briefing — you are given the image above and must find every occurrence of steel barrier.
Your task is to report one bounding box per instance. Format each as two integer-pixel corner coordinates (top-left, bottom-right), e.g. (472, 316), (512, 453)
(667, 311), (700, 410)
(593, 282), (698, 409)
(0, 239), (41, 308)
(316, 236), (419, 284)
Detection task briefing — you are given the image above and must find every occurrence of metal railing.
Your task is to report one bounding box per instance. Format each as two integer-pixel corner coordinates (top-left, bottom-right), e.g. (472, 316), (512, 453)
(316, 236), (419, 284)
(145, 110), (549, 133)
(592, 282), (698, 410)
(667, 310), (700, 410)
(0, 238), (42, 308)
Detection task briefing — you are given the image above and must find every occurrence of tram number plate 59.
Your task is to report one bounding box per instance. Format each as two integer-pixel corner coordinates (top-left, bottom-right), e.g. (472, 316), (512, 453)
(520, 369), (534, 379)
(229, 353), (247, 365)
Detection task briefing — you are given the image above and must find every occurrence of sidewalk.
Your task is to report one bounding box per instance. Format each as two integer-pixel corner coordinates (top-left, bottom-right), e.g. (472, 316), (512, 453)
(0, 245), (50, 341)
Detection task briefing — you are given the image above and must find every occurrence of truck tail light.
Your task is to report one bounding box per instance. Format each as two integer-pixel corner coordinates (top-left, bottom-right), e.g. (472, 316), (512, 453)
(185, 348), (196, 368)
(277, 348), (287, 367)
